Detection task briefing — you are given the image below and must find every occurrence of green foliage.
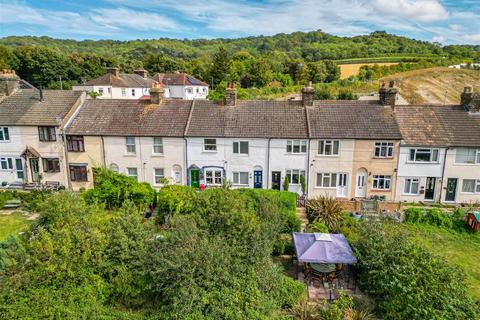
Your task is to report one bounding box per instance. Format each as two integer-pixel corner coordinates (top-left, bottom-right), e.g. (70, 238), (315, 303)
(404, 207), (466, 230)
(3, 30), (477, 90)
(352, 222), (480, 319)
(0, 189), (51, 212)
(83, 167), (155, 209)
(283, 176), (290, 191)
(156, 185), (198, 221)
(300, 175), (306, 195)
(273, 233), (295, 256)
(307, 221), (329, 233)
(306, 196), (343, 232)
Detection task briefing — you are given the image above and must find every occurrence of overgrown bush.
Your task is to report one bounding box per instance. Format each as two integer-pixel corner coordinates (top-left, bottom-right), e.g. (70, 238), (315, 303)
(0, 190), (51, 212)
(273, 233), (295, 256)
(83, 167), (155, 209)
(352, 222), (479, 319)
(404, 207), (466, 230)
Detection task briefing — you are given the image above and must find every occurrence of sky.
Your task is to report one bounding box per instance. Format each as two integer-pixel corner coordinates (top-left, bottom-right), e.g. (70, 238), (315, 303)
(0, 0), (479, 44)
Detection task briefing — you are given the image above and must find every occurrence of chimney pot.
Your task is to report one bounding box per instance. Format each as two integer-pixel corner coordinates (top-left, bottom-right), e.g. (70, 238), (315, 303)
(225, 82), (237, 106)
(461, 86), (479, 113)
(379, 81), (398, 109)
(106, 67), (119, 78)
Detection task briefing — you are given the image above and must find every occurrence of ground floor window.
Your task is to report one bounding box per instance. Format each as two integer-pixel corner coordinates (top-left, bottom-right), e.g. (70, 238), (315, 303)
(69, 165), (88, 182)
(15, 158), (24, 179)
(286, 169), (306, 185)
(154, 168), (165, 185)
(127, 168), (138, 181)
(233, 172), (249, 185)
(404, 178), (420, 194)
(462, 179), (480, 193)
(205, 169), (222, 185)
(373, 175), (391, 190)
(316, 173), (337, 188)
(42, 158), (60, 173)
(0, 157), (13, 170)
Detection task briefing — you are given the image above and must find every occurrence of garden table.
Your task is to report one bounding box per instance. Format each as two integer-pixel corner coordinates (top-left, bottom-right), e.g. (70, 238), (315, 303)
(310, 263), (336, 274)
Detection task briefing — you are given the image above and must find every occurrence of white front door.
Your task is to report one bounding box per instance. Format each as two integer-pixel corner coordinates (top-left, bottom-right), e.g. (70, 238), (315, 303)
(336, 173), (348, 198)
(355, 169), (367, 198)
(172, 166), (182, 184)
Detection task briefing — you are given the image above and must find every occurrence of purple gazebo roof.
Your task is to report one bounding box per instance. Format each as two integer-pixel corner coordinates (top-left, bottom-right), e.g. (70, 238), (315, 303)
(292, 233), (357, 264)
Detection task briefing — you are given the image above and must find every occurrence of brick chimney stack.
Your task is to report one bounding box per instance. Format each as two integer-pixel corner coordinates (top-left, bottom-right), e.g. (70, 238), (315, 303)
(106, 67), (119, 78)
(150, 83), (165, 105)
(379, 80), (398, 109)
(302, 81), (315, 107)
(225, 82), (237, 106)
(134, 69), (148, 78)
(0, 69), (20, 96)
(461, 86), (480, 113)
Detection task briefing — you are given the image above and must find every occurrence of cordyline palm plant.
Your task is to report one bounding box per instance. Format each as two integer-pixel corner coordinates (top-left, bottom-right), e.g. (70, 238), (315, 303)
(289, 299), (318, 320)
(306, 195), (343, 232)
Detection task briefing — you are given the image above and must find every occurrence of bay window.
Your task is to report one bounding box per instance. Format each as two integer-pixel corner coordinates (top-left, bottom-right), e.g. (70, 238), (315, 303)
(205, 169), (222, 185)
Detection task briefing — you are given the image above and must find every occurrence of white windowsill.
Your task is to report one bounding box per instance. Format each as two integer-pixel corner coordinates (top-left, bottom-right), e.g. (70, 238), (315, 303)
(314, 186), (336, 189)
(203, 150), (217, 153)
(151, 153), (164, 157)
(316, 154), (339, 157)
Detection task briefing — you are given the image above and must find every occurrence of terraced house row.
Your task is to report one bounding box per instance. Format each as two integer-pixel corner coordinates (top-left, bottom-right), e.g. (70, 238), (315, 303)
(1, 70), (479, 204)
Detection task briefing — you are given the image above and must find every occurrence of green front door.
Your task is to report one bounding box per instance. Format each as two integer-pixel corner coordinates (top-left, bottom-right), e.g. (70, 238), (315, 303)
(30, 158), (40, 182)
(190, 169), (200, 188)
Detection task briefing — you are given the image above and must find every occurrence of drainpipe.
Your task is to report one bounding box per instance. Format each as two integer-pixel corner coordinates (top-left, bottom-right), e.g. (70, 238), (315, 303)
(306, 139), (311, 198)
(439, 147), (449, 203)
(61, 128), (72, 190)
(101, 136), (106, 167)
(138, 137), (145, 182)
(266, 138), (271, 189)
(184, 138), (189, 186)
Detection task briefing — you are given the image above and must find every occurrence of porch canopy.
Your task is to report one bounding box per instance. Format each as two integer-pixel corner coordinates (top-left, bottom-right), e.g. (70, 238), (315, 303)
(292, 232), (357, 264)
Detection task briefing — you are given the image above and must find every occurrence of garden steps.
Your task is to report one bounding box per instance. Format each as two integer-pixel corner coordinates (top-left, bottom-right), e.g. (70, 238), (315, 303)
(296, 207), (308, 223)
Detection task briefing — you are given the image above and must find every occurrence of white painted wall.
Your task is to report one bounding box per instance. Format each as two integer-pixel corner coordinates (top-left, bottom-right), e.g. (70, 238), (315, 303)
(103, 136), (185, 187)
(72, 85), (153, 99)
(442, 147), (480, 204)
(269, 139), (308, 194)
(186, 137), (268, 188)
(395, 146), (446, 202)
(169, 85), (208, 100)
(308, 139), (355, 199)
(0, 125), (68, 186)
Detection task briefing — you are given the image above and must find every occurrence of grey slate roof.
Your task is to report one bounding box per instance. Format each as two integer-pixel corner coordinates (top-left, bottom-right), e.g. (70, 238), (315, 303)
(66, 99), (192, 137)
(395, 105), (480, 147)
(307, 100), (402, 140)
(185, 100), (308, 138)
(0, 89), (82, 126)
(153, 73), (208, 87)
(83, 73), (156, 88)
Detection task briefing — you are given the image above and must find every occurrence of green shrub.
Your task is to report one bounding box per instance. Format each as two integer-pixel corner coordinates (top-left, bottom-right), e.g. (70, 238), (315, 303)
(308, 221), (329, 233)
(404, 207), (463, 230)
(156, 185), (198, 222)
(353, 222), (479, 319)
(306, 196), (343, 232)
(273, 233), (295, 256)
(271, 273), (307, 309)
(83, 167), (155, 209)
(283, 176), (290, 191)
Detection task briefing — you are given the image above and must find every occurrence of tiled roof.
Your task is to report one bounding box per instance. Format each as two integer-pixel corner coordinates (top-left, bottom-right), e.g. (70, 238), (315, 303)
(153, 73), (208, 87)
(395, 105), (480, 147)
(66, 99), (192, 137)
(0, 89), (82, 126)
(307, 100), (402, 140)
(185, 100), (308, 138)
(83, 73), (156, 88)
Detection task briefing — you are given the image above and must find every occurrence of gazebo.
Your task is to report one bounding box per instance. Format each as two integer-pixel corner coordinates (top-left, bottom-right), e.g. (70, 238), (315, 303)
(292, 232), (358, 300)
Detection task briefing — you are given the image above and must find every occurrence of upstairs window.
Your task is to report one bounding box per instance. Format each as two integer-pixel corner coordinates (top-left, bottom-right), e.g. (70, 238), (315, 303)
(318, 140), (339, 155)
(233, 141), (249, 155)
(204, 138), (217, 152)
(42, 158), (60, 173)
(67, 135), (85, 152)
(455, 148), (480, 164)
(131, 89), (136, 97)
(153, 137), (164, 154)
(98, 88), (104, 95)
(125, 137), (136, 154)
(374, 142), (393, 158)
(286, 140), (307, 154)
(121, 88), (126, 97)
(38, 126), (56, 142)
(0, 127), (10, 141)
(409, 148), (439, 162)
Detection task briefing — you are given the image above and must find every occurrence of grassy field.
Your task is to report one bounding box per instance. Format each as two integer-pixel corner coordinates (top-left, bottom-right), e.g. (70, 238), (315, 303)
(402, 223), (480, 301)
(338, 62), (399, 79)
(0, 212), (32, 241)
(382, 67), (480, 104)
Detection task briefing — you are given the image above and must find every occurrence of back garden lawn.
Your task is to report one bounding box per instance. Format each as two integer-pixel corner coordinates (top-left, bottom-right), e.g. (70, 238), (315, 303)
(0, 211), (32, 241)
(401, 223), (480, 301)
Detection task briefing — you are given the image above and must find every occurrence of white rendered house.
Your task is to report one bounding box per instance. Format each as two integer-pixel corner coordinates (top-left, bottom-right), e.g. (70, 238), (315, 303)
(153, 73), (208, 100)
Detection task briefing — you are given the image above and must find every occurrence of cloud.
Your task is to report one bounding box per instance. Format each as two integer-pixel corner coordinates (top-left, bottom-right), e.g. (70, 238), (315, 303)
(369, 0), (449, 22)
